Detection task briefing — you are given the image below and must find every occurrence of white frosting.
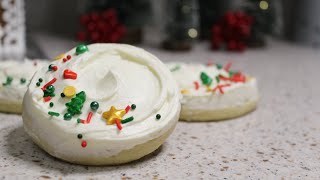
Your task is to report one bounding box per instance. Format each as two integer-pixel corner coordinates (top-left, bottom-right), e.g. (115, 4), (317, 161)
(0, 59), (47, 103)
(23, 44), (180, 160)
(167, 62), (259, 111)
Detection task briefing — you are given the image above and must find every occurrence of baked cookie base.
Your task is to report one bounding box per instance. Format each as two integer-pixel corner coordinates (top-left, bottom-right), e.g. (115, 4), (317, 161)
(180, 99), (258, 121)
(0, 100), (22, 114)
(23, 112), (177, 165)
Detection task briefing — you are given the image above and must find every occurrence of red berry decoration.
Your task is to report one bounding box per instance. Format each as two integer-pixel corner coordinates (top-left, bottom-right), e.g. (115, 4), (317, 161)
(211, 11), (253, 52)
(77, 8), (126, 43)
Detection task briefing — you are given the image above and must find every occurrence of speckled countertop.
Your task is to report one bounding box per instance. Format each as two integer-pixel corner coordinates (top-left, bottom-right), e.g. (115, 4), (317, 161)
(1, 36), (320, 179)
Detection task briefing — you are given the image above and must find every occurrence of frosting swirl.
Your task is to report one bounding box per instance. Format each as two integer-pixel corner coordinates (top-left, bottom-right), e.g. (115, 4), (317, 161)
(23, 44), (181, 159)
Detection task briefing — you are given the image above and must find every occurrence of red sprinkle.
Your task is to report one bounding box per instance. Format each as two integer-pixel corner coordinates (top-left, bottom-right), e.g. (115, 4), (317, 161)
(194, 81), (200, 90)
(52, 66), (58, 71)
(41, 78), (57, 91)
(125, 105), (131, 113)
(63, 69), (77, 80)
(81, 119), (86, 124)
(212, 84), (231, 94)
(224, 62), (233, 71)
(115, 119), (122, 130)
(207, 61), (214, 66)
(86, 112), (93, 123)
(63, 55), (72, 62)
(43, 96), (52, 102)
(81, 140), (87, 148)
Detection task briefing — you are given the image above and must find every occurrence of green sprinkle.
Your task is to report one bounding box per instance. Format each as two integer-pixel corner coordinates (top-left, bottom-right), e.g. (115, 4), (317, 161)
(215, 76), (220, 83)
(76, 44), (89, 55)
(36, 82), (41, 86)
(229, 70), (235, 77)
(200, 72), (213, 86)
(131, 104), (136, 110)
(121, 116), (134, 124)
(61, 93), (65, 97)
(48, 111), (60, 117)
(48, 64), (53, 71)
(38, 78), (43, 83)
(2, 76), (13, 86)
(77, 134), (83, 139)
(170, 65), (181, 72)
(64, 112), (72, 120)
(49, 102), (54, 107)
(20, 78), (26, 84)
(77, 118), (81, 124)
(216, 64), (223, 69)
(156, 114), (161, 120)
(65, 91), (86, 117)
(90, 101), (99, 110)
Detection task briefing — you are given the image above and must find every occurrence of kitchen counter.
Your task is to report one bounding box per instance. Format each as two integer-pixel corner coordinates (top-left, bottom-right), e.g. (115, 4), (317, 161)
(1, 35), (320, 179)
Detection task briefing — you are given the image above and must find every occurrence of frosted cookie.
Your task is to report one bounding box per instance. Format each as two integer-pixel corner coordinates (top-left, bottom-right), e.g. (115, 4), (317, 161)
(23, 44), (181, 165)
(167, 62), (259, 121)
(0, 59), (47, 113)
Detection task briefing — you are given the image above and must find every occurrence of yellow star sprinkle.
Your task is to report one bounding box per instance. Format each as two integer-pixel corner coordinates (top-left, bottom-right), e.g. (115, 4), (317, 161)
(53, 53), (65, 61)
(102, 106), (126, 125)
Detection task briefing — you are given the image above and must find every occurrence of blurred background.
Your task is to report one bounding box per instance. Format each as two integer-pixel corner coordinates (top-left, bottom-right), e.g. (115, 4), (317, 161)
(0, 0), (318, 59)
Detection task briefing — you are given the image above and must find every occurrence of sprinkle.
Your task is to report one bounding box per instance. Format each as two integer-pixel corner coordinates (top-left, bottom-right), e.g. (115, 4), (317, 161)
(48, 111), (60, 117)
(60, 93), (66, 97)
(200, 72), (213, 86)
(63, 55), (72, 62)
(121, 116), (134, 124)
(65, 91), (86, 118)
(77, 134), (83, 139)
(224, 62), (233, 71)
(64, 112), (72, 120)
(76, 44), (89, 55)
(125, 105), (131, 113)
(115, 119), (122, 130)
(43, 96), (52, 102)
(36, 82), (41, 86)
(38, 78), (43, 83)
(207, 61), (214, 66)
(77, 118), (81, 124)
(41, 78), (57, 91)
(86, 112), (93, 124)
(52, 66), (58, 71)
(2, 76), (13, 86)
(131, 104), (136, 110)
(90, 101), (99, 110)
(43, 85), (55, 97)
(33, 62), (38, 66)
(49, 102), (54, 107)
(212, 84), (231, 94)
(215, 76), (220, 83)
(216, 63), (223, 69)
(156, 114), (161, 120)
(194, 81), (200, 90)
(48, 64), (58, 71)
(53, 53), (65, 60)
(63, 86), (76, 97)
(181, 89), (189, 94)
(229, 70), (235, 77)
(63, 69), (77, 80)
(81, 140), (87, 148)
(20, 78), (26, 84)
(170, 65), (181, 72)
(206, 86), (211, 92)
